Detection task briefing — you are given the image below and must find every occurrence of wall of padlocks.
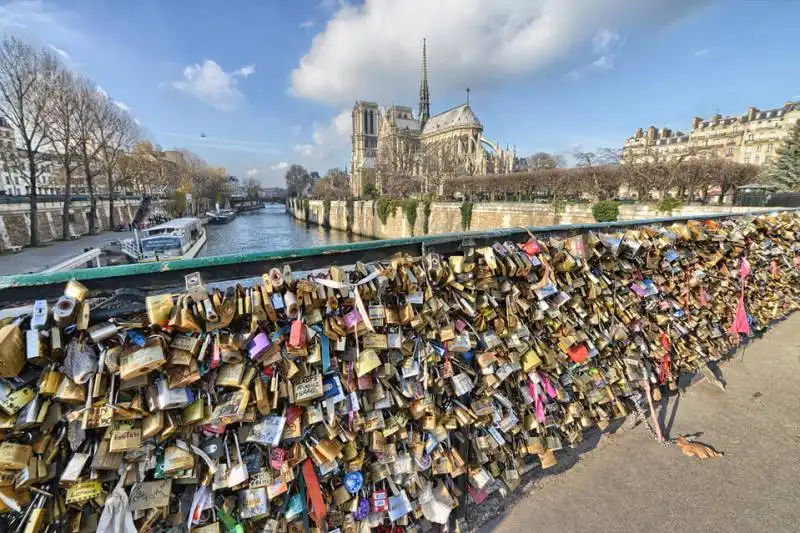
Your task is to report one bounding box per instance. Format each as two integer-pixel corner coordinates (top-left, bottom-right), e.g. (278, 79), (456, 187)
(0, 211), (798, 533)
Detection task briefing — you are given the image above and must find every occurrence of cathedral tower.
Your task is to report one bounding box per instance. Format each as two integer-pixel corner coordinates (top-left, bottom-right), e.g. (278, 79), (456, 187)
(418, 38), (430, 130)
(351, 101), (380, 196)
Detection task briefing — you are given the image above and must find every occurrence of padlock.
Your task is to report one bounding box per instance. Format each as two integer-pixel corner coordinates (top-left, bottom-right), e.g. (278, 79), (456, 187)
(0, 322), (26, 378)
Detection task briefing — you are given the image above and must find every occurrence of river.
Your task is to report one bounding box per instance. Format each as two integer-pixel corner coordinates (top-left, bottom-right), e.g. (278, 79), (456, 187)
(0, 205), (364, 275)
(199, 204), (364, 257)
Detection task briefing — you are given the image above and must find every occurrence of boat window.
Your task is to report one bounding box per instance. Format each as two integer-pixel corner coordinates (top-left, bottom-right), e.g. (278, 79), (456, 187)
(142, 236), (183, 252)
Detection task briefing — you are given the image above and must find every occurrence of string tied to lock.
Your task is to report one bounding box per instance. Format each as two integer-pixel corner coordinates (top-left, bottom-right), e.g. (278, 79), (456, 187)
(728, 255), (751, 337)
(658, 331), (672, 385)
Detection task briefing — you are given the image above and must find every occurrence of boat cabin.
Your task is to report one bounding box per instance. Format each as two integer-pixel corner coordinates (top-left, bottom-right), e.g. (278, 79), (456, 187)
(138, 218), (204, 261)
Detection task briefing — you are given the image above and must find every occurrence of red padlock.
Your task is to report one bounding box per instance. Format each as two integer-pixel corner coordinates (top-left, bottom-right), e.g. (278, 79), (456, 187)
(372, 489), (389, 513)
(288, 319), (306, 349)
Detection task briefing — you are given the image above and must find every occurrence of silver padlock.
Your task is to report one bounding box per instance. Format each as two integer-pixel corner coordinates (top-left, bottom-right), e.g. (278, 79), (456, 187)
(88, 322), (118, 344)
(25, 329), (49, 365)
(30, 300), (48, 330)
(53, 296), (78, 327)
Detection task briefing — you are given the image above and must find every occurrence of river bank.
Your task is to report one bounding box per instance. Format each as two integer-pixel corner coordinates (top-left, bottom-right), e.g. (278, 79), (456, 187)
(0, 205), (363, 275)
(288, 198), (763, 240)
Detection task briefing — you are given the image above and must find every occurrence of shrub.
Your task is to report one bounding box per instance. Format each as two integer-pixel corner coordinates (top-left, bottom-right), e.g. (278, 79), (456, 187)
(345, 197), (354, 234)
(422, 199), (432, 235)
(402, 199), (419, 236)
(322, 198), (331, 228)
(362, 182), (377, 199)
(460, 201), (473, 231)
(376, 197), (400, 225)
(656, 196), (684, 213)
(592, 200), (619, 222)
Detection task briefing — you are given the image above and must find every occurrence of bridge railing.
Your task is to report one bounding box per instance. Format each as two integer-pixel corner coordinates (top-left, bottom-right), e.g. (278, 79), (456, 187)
(1, 207), (797, 306)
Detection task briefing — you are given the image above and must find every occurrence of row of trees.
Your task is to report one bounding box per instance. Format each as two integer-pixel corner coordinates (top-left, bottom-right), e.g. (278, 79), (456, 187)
(0, 36), (231, 246)
(284, 164), (349, 200)
(284, 147), (762, 205)
(442, 157), (760, 204)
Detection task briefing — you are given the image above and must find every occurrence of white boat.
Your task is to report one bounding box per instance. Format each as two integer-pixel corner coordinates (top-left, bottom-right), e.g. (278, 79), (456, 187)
(206, 208), (237, 224)
(120, 217), (207, 263)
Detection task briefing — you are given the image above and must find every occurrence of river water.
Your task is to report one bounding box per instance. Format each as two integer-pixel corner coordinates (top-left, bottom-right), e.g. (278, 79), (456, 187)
(0, 205), (364, 275)
(199, 204), (364, 257)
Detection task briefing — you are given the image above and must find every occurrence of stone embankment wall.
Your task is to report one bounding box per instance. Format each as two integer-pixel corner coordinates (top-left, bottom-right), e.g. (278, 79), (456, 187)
(0, 198), (152, 252)
(288, 199), (765, 240)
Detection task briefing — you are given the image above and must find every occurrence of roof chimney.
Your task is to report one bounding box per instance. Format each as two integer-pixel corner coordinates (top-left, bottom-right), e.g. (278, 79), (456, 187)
(692, 117), (702, 129)
(748, 107), (758, 121)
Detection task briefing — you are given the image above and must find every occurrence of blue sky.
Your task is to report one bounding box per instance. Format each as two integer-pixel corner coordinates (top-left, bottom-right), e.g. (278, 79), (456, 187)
(1, 0), (798, 187)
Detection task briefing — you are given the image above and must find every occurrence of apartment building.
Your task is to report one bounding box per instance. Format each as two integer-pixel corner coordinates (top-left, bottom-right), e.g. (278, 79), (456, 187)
(0, 117), (61, 196)
(623, 100), (800, 167)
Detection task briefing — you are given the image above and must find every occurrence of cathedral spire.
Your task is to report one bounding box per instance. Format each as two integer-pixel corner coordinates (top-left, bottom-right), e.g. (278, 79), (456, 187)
(418, 38), (430, 129)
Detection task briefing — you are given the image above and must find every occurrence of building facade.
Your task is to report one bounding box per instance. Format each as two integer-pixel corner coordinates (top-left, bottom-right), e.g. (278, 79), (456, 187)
(350, 40), (516, 196)
(222, 175), (244, 198)
(0, 117), (61, 196)
(623, 101), (800, 167)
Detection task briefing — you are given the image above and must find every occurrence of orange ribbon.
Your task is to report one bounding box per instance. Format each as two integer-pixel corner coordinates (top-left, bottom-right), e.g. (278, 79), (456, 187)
(302, 458), (327, 525)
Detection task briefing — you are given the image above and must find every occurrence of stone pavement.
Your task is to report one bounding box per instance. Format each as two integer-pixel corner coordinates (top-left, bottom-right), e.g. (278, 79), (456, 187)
(0, 231), (124, 275)
(481, 314), (800, 533)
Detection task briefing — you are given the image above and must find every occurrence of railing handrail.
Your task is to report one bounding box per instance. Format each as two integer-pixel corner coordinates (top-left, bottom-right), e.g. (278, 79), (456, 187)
(39, 248), (102, 273)
(1, 207), (797, 305)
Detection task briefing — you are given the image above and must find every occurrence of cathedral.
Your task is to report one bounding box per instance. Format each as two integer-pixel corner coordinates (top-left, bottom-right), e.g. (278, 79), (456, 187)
(350, 40), (516, 196)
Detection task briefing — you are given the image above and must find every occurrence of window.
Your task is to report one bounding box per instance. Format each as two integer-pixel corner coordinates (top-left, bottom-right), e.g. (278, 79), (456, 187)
(744, 156), (750, 164)
(726, 148), (733, 156)
(754, 155), (760, 164)
(765, 156), (771, 164)
(756, 144), (761, 151)
(747, 134), (754, 141)
(768, 143), (774, 152)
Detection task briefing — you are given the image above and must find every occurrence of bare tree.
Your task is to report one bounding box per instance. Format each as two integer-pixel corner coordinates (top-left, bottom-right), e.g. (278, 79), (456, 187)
(46, 68), (81, 239)
(175, 149), (218, 213)
(376, 134), (420, 196)
(243, 177), (261, 199)
(420, 139), (459, 197)
(96, 100), (138, 228)
(0, 36), (60, 245)
(73, 76), (110, 234)
(527, 152), (565, 170)
(284, 164), (311, 198)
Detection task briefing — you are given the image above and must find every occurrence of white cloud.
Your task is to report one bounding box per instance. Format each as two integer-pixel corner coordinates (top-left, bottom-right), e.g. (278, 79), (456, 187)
(300, 20), (314, 29)
(294, 144), (315, 157)
(567, 28), (623, 79)
(113, 101), (131, 112)
(291, 124), (303, 136)
(168, 60), (256, 111)
(161, 132), (278, 154)
(694, 47), (710, 57)
(270, 162), (290, 171)
(312, 109), (351, 151)
(48, 43), (70, 61)
(291, 0), (707, 105)
(0, 1), (82, 45)
(236, 65), (256, 77)
(245, 168), (259, 177)
(317, 0), (348, 11)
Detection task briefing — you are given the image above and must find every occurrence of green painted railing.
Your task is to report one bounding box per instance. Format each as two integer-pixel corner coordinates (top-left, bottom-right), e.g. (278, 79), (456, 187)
(1, 207), (797, 306)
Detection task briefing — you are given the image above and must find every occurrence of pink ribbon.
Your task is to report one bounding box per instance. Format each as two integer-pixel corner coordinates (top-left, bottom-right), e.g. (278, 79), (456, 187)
(527, 379), (545, 422)
(539, 372), (557, 399)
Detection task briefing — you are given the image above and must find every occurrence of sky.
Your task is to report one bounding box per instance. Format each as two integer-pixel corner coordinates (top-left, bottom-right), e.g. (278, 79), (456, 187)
(1, 0), (798, 188)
